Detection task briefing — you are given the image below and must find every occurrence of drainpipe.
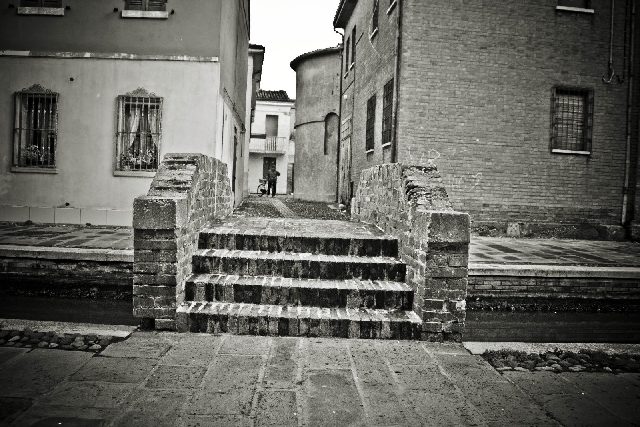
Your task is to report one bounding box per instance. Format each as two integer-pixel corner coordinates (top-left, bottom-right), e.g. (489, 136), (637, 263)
(334, 28), (345, 203)
(391, 0), (403, 163)
(622, 0), (636, 228)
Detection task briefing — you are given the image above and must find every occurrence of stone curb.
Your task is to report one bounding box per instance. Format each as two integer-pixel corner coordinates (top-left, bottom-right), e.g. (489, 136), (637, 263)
(0, 318), (136, 339)
(470, 263), (640, 279)
(0, 244), (133, 263)
(464, 341), (640, 355)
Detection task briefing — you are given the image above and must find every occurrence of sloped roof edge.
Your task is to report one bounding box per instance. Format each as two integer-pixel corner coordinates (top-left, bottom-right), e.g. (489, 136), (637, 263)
(290, 45), (342, 71)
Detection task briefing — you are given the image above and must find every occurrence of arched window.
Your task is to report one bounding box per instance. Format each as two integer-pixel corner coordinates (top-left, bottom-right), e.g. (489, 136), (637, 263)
(324, 113), (339, 155)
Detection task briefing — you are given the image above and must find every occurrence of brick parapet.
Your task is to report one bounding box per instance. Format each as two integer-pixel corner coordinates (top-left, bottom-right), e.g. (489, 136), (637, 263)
(351, 163), (470, 341)
(132, 153), (233, 330)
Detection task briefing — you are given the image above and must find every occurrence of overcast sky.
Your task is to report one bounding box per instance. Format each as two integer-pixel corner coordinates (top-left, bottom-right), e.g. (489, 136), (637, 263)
(250, 0), (342, 99)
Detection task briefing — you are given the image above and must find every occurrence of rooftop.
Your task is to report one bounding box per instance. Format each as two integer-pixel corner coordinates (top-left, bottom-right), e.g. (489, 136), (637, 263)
(290, 45), (343, 71)
(256, 90), (294, 103)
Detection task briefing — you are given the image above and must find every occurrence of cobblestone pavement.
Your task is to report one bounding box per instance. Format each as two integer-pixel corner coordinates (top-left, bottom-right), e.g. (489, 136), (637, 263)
(1, 332), (638, 426)
(471, 237), (640, 267)
(2, 219), (639, 268)
(0, 222), (132, 250)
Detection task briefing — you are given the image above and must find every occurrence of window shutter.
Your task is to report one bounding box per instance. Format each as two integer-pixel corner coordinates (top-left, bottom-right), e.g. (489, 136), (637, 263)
(126, 0), (144, 10)
(147, 0), (166, 11)
(585, 90), (594, 152)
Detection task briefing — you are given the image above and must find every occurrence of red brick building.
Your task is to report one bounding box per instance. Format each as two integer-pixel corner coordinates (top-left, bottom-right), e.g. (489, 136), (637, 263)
(334, 0), (640, 239)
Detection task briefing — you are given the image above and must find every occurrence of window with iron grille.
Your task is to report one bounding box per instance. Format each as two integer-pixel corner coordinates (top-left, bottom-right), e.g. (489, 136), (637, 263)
(116, 90), (162, 172)
(551, 86), (593, 153)
(13, 85), (58, 169)
(382, 78), (394, 145)
(20, 0), (62, 7)
(371, 0), (379, 34)
(125, 0), (166, 11)
(365, 95), (376, 152)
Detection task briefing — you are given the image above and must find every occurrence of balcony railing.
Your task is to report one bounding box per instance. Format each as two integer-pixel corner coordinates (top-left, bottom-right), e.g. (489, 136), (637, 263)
(249, 136), (288, 154)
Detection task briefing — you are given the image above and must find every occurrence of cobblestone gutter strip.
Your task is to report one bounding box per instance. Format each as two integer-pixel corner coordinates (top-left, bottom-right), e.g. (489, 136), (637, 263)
(0, 245), (133, 263)
(0, 319), (135, 353)
(466, 341), (640, 374)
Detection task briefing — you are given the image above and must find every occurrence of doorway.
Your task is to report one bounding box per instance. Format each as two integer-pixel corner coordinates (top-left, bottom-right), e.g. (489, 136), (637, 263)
(263, 157), (276, 179)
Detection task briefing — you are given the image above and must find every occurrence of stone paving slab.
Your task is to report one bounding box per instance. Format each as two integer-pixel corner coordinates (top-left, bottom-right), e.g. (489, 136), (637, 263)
(1, 331), (638, 426)
(0, 222), (132, 250)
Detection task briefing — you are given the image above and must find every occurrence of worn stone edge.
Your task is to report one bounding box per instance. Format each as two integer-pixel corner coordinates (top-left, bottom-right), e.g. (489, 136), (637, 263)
(0, 244), (133, 262)
(469, 263), (640, 279)
(0, 318), (135, 338)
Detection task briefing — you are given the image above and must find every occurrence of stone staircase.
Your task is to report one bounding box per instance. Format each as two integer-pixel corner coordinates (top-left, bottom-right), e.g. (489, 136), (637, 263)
(175, 217), (422, 339)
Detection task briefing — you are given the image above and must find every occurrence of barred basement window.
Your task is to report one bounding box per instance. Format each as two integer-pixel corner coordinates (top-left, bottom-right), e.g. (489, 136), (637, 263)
(13, 85), (58, 169)
(20, 0), (62, 7)
(382, 78), (394, 146)
(365, 95), (376, 152)
(551, 86), (593, 154)
(125, 0), (167, 11)
(116, 89), (162, 172)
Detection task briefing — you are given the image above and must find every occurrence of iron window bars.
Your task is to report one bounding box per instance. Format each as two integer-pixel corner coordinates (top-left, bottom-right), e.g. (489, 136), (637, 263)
(116, 91), (162, 172)
(13, 85), (58, 169)
(382, 78), (394, 145)
(366, 95), (376, 151)
(551, 86), (594, 153)
(125, 0), (166, 11)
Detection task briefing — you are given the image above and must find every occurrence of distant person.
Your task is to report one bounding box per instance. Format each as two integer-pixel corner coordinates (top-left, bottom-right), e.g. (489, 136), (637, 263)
(266, 165), (280, 197)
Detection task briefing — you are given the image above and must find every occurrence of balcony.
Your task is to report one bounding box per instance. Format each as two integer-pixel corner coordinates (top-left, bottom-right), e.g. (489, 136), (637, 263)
(249, 136), (288, 154)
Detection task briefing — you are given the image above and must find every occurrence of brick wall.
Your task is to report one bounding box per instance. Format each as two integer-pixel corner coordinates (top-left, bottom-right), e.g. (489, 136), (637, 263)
(338, 0), (399, 202)
(132, 153), (232, 330)
(352, 163), (470, 341)
(397, 0), (632, 229)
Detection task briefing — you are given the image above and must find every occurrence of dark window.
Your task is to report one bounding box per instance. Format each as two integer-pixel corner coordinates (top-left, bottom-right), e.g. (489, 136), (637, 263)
(365, 95), (376, 151)
(351, 26), (356, 66)
(557, 0), (592, 8)
(382, 78), (394, 145)
(345, 37), (350, 73)
(371, 0), (379, 33)
(116, 93), (162, 172)
(13, 85), (58, 169)
(125, 0), (167, 11)
(324, 113), (339, 155)
(551, 86), (593, 153)
(20, 0), (62, 6)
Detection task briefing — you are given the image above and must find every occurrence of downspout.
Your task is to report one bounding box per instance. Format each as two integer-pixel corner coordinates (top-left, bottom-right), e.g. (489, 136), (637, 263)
(622, 0), (636, 227)
(334, 28), (345, 203)
(391, 0), (403, 163)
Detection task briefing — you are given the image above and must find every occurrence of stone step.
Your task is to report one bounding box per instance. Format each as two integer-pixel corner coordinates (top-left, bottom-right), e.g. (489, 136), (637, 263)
(191, 249), (406, 281)
(184, 274), (414, 310)
(198, 230), (398, 257)
(175, 302), (422, 339)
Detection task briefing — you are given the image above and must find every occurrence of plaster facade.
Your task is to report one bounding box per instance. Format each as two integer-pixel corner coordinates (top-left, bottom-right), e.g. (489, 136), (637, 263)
(0, 0), (250, 225)
(248, 96), (295, 195)
(291, 47), (342, 202)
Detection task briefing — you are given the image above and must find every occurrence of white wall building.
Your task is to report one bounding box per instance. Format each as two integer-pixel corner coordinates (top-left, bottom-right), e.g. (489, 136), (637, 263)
(248, 90), (295, 195)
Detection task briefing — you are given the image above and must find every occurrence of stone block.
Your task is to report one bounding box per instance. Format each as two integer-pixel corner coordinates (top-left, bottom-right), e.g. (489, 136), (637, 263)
(133, 196), (188, 230)
(424, 211), (470, 244)
(29, 207), (55, 223)
(54, 207), (81, 224)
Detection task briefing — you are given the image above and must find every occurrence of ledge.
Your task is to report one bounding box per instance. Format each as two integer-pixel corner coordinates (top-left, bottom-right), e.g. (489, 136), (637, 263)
(469, 263), (640, 279)
(551, 149), (591, 156)
(369, 28), (379, 41)
(17, 6), (64, 16)
(121, 10), (169, 19)
(0, 50), (218, 63)
(366, 149), (374, 154)
(0, 244), (133, 263)
(11, 166), (57, 174)
(555, 6), (594, 14)
(381, 142), (391, 149)
(113, 170), (157, 178)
